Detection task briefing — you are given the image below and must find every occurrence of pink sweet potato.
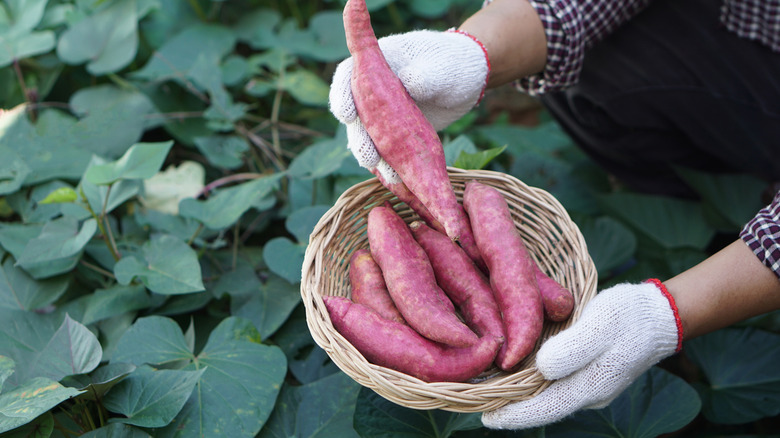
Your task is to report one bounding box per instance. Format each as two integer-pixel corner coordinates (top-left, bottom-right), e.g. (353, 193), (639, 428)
(535, 267), (575, 322)
(409, 221), (504, 341)
(343, 0), (476, 254)
(323, 295), (502, 382)
(463, 181), (544, 371)
(367, 204), (478, 347)
(349, 248), (406, 324)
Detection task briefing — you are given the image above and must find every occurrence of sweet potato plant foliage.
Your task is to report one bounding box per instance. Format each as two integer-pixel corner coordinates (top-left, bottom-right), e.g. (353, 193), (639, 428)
(0, 0), (778, 437)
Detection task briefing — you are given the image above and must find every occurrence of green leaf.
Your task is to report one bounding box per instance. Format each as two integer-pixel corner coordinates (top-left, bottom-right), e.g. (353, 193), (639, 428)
(258, 372), (361, 438)
(598, 192), (716, 250)
(103, 365), (206, 428)
(443, 135), (478, 166)
(179, 174), (282, 230)
(286, 205), (330, 243)
(38, 187), (78, 204)
(0, 224), (79, 279)
(685, 327), (780, 424)
(1, 410), (53, 438)
(0, 0), (55, 68)
(0, 258), (69, 311)
(80, 423), (152, 438)
(68, 85), (156, 158)
(270, 307), (339, 385)
(29, 315), (103, 382)
(85, 141), (174, 185)
(353, 386), (482, 438)
(111, 316), (194, 367)
(0, 357), (14, 391)
(578, 216), (637, 274)
(80, 284), (152, 326)
(454, 145), (506, 170)
(0, 145), (31, 196)
(282, 70), (329, 107)
(675, 167), (767, 230)
(133, 23), (236, 82)
(16, 217), (97, 267)
(545, 367), (701, 438)
(478, 121), (575, 156)
(287, 129), (350, 180)
(0, 377), (82, 434)
(158, 317), (288, 438)
(56, 0), (139, 75)
(114, 234), (205, 295)
(262, 238), (304, 284)
(61, 362), (136, 402)
(0, 107), (92, 186)
(231, 274), (301, 340)
(193, 135), (249, 169)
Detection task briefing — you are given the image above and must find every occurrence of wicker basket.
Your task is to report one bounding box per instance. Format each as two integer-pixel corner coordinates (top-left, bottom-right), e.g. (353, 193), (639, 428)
(301, 168), (598, 413)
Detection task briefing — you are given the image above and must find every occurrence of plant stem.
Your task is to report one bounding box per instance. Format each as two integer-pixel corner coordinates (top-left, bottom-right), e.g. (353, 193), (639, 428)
(79, 259), (116, 279)
(101, 184), (121, 260)
(188, 223), (204, 246)
(13, 59), (36, 122)
(187, 0), (207, 20)
(80, 188), (121, 262)
(197, 172), (264, 198)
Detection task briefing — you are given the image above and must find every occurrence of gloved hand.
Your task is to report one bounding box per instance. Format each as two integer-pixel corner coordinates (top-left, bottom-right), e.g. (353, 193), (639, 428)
(482, 279), (683, 430)
(328, 29), (490, 182)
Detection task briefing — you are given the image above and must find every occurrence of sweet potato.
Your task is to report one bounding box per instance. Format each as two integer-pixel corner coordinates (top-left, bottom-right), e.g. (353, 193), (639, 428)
(323, 295), (502, 382)
(367, 204), (478, 347)
(349, 248), (406, 324)
(409, 221), (504, 340)
(535, 267), (575, 322)
(463, 181), (544, 371)
(343, 0), (475, 252)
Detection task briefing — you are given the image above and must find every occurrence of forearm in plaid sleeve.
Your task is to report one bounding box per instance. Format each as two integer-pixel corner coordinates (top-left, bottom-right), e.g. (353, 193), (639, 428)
(740, 190), (780, 279)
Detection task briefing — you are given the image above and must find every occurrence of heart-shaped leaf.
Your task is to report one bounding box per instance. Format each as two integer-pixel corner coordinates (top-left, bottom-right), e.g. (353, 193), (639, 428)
(179, 174), (282, 230)
(0, 257), (69, 311)
(103, 365), (206, 428)
(0, 377), (83, 434)
(111, 316), (194, 367)
(16, 217), (97, 267)
(85, 141), (174, 185)
(114, 234), (205, 295)
(258, 372), (362, 438)
(29, 315), (103, 382)
(685, 327), (780, 424)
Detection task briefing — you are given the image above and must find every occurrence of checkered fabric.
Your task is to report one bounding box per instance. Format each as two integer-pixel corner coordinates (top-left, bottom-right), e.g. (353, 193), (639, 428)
(484, 0), (780, 95)
(741, 190), (780, 279)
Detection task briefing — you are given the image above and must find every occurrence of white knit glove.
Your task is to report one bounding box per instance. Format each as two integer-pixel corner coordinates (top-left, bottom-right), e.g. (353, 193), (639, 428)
(329, 29), (490, 182)
(482, 280), (683, 430)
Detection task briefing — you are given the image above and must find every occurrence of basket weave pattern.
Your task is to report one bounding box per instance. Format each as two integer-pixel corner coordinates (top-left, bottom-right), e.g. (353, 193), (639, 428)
(301, 168), (598, 412)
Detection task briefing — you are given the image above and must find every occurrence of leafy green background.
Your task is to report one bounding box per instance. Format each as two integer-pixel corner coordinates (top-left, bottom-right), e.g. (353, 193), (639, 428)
(1, 0), (779, 436)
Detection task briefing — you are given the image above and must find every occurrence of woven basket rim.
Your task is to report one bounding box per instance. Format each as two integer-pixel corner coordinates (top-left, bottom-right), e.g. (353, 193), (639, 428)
(301, 168), (598, 412)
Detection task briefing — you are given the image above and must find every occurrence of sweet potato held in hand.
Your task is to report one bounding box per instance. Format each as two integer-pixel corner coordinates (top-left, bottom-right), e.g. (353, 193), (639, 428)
(323, 296), (502, 383)
(342, 0), (477, 255)
(367, 204), (478, 347)
(463, 181), (544, 371)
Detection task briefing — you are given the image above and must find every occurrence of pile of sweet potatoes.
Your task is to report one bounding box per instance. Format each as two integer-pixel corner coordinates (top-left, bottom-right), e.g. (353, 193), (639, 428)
(323, 183), (575, 383)
(322, 0), (574, 383)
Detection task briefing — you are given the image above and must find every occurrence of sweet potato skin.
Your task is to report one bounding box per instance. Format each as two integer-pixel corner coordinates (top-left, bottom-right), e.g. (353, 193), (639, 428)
(409, 221), (504, 340)
(343, 0), (473, 248)
(349, 248), (406, 324)
(323, 296), (502, 382)
(535, 267), (575, 322)
(367, 205), (478, 347)
(463, 181), (544, 371)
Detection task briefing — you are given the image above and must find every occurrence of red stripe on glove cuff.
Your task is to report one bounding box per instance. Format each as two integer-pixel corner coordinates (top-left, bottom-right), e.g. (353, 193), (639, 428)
(446, 28), (491, 104)
(646, 278), (684, 352)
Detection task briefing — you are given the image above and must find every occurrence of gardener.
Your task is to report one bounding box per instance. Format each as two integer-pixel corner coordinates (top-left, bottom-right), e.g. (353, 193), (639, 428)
(328, 0), (780, 430)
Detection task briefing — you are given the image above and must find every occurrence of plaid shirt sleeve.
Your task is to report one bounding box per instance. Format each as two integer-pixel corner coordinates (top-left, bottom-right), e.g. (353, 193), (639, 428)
(481, 0), (780, 95)
(740, 190), (780, 279)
